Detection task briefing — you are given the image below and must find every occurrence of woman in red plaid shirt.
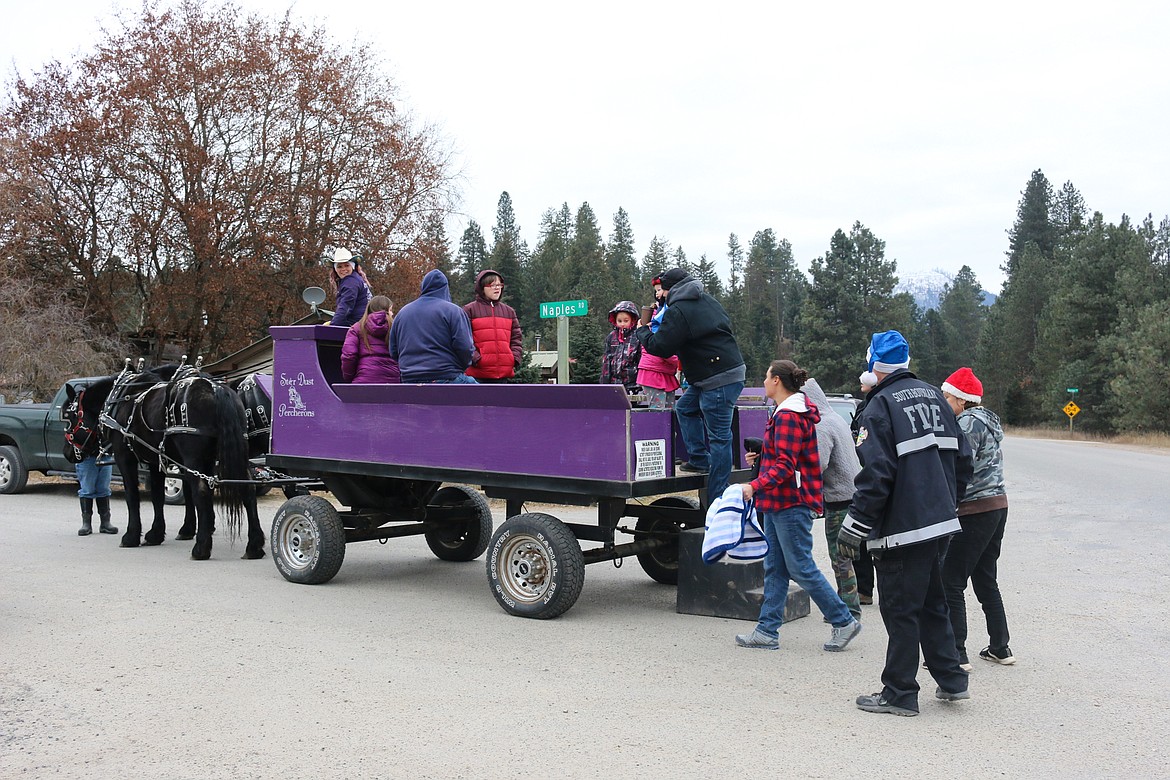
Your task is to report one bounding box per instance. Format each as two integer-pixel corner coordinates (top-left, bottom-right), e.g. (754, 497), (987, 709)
(736, 360), (863, 652)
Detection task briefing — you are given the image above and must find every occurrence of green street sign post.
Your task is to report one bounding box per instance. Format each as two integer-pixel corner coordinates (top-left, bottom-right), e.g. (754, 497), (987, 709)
(1067, 388), (1079, 394)
(539, 300), (590, 384)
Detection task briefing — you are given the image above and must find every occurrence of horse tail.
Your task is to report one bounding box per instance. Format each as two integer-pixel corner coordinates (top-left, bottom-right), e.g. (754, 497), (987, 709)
(213, 383), (251, 541)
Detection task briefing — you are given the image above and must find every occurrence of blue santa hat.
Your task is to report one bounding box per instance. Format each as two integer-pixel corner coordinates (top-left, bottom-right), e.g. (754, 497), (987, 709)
(866, 330), (910, 374)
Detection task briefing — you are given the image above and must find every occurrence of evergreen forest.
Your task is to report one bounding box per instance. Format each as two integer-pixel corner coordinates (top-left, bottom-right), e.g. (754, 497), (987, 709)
(443, 172), (1169, 435)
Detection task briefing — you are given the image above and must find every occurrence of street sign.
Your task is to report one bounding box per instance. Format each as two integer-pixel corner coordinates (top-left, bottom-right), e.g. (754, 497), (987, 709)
(1063, 401), (1080, 418)
(539, 299), (589, 319)
(1066, 388), (1079, 394)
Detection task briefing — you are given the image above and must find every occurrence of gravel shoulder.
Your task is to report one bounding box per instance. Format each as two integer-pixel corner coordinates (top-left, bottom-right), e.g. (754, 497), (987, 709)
(3, 438), (1169, 778)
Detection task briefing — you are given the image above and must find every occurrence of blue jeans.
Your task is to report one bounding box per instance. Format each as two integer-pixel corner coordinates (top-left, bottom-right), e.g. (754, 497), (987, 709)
(76, 456), (112, 499)
(432, 374), (479, 384)
(674, 380), (744, 499)
(756, 506), (853, 637)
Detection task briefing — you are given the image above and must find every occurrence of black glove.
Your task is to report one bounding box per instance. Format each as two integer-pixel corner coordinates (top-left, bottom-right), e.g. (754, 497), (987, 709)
(837, 526), (866, 561)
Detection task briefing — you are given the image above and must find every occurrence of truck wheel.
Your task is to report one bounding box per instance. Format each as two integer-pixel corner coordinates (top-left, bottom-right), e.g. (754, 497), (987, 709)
(487, 513), (584, 619)
(635, 495), (700, 585)
(425, 485), (493, 561)
(0, 445), (29, 494)
(163, 469), (185, 505)
(271, 495), (346, 584)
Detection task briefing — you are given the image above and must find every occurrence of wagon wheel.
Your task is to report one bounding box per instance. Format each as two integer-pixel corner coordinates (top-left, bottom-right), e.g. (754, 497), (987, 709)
(635, 495), (701, 585)
(270, 495), (346, 585)
(425, 485), (494, 562)
(486, 513), (585, 619)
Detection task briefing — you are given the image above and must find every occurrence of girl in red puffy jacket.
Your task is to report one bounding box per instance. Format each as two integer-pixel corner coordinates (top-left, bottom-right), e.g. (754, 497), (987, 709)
(462, 270), (523, 382)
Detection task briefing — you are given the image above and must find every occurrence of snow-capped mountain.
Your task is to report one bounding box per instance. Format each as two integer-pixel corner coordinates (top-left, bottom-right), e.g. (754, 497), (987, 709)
(895, 269), (997, 311)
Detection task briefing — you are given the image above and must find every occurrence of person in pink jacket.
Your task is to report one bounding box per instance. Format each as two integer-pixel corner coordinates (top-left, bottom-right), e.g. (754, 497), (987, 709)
(341, 296), (401, 383)
(636, 275), (680, 408)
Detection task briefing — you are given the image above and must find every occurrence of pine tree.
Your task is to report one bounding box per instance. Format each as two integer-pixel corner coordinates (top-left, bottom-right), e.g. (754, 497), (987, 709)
(488, 192), (530, 332)
(737, 230), (807, 376)
(418, 213), (453, 279)
(911, 308), (946, 386)
(979, 170), (1058, 424)
(695, 254), (723, 298)
(526, 206), (573, 351)
(605, 207), (639, 301)
(453, 221), (487, 305)
(566, 203), (608, 305)
(641, 236), (672, 281)
(798, 223), (903, 391)
(937, 265), (986, 373)
(724, 233), (746, 335)
(1006, 169), (1056, 278)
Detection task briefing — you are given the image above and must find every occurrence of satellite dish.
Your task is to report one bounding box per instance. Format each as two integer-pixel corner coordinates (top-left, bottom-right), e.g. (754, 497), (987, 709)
(302, 286), (326, 310)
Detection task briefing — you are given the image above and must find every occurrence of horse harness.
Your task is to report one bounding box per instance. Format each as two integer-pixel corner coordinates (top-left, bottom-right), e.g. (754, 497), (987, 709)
(98, 363), (225, 488)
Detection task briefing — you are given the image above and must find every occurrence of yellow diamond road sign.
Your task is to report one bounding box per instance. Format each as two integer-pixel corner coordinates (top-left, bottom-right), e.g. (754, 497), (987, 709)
(1064, 401), (1080, 418)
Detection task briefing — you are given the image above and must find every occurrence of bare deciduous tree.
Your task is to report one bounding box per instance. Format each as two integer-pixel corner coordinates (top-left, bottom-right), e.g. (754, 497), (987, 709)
(0, 0), (458, 361)
(0, 269), (127, 401)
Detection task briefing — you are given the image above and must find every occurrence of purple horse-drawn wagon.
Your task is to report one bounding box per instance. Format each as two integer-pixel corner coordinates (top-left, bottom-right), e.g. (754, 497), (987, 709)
(265, 325), (767, 618)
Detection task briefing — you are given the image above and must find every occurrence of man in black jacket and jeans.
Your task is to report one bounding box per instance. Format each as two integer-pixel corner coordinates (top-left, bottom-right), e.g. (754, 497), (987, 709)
(635, 268), (746, 503)
(837, 330), (974, 717)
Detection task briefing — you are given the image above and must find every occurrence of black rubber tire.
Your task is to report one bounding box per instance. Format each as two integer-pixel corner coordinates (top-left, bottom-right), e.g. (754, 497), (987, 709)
(0, 445), (29, 494)
(635, 495), (701, 585)
(250, 466), (272, 497)
(270, 495), (346, 585)
(486, 513), (585, 619)
(425, 485), (493, 561)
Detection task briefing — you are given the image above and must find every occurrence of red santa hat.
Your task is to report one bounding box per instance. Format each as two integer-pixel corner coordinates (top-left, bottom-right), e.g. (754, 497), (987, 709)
(941, 367), (983, 404)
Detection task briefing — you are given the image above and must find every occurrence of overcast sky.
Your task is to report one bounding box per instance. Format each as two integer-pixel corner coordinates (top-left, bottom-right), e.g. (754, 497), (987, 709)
(4, 1), (1168, 294)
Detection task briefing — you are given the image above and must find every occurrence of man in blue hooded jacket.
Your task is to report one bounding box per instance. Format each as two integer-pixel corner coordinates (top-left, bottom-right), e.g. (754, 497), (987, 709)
(389, 270), (476, 383)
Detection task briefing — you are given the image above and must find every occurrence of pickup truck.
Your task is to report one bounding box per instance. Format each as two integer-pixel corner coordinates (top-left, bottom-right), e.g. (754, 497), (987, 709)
(0, 378), (182, 502)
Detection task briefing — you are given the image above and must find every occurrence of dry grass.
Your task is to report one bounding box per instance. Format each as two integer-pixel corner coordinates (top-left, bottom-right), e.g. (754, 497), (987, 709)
(1005, 426), (1170, 450)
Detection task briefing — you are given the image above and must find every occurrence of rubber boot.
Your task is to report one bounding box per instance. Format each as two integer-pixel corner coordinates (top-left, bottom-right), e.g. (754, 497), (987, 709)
(97, 496), (118, 535)
(78, 497), (94, 536)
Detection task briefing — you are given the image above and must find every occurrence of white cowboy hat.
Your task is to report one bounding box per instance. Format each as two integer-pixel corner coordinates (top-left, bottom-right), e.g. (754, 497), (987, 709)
(332, 247), (354, 265)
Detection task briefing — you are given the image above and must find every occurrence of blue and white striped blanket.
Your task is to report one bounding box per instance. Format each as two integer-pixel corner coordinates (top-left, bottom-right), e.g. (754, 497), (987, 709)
(702, 484), (768, 564)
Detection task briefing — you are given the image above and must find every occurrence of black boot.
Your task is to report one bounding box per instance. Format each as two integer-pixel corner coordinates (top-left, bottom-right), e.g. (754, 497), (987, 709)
(97, 496), (118, 535)
(78, 497), (93, 536)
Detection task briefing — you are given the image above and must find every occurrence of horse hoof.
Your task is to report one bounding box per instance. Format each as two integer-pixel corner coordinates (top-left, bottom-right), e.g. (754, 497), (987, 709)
(176, 532), (194, 541)
(242, 549), (266, 560)
(120, 538), (140, 548)
(191, 546), (211, 561)
(143, 536), (164, 547)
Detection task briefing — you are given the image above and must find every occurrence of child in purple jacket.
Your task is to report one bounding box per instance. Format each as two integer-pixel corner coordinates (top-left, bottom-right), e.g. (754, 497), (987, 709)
(341, 296), (401, 383)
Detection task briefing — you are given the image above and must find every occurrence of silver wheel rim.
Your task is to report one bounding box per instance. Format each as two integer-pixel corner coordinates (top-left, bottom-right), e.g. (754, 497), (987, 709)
(278, 514), (317, 571)
(164, 477), (183, 501)
(498, 534), (551, 604)
(0, 458), (10, 487)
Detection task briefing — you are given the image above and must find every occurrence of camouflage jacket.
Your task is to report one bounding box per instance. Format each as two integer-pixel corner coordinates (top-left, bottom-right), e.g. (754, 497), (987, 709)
(957, 406), (1006, 504)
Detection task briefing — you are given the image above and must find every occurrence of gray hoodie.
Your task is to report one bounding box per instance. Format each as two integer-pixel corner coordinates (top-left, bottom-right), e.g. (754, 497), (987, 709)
(803, 379), (862, 506)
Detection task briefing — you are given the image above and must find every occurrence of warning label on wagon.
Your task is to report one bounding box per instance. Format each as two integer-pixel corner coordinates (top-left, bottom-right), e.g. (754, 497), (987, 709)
(634, 439), (667, 481)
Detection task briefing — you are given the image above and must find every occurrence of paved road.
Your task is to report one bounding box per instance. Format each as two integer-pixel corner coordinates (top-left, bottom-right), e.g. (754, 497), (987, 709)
(2, 437), (1168, 778)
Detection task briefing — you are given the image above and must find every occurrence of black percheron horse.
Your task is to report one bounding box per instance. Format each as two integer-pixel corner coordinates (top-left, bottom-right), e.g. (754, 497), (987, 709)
(66, 365), (266, 560)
